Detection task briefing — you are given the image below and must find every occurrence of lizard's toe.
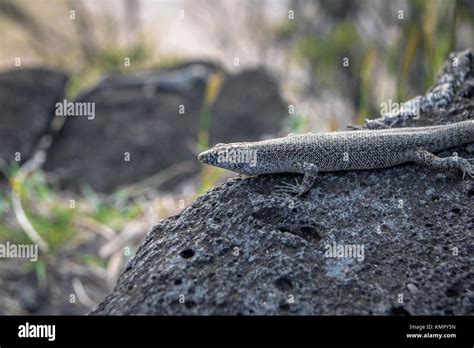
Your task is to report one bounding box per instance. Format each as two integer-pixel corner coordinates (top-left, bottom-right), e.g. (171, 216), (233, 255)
(466, 168), (474, 179)
(458, 159), (474, 179)
(275, 179), (302, 195)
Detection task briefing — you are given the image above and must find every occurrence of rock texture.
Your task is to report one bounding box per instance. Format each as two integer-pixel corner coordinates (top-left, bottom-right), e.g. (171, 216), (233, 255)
(91, 50), (473, 315)
(44, 63), (287, 193)
(0, 68), (67, 164)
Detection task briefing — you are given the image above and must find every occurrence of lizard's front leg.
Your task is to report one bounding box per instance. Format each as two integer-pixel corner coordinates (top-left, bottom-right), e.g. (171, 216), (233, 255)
(275, 162), (319, 196)
(410, 149), (474, 179)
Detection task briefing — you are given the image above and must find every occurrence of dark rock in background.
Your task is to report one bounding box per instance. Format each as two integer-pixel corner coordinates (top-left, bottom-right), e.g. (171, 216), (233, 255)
(44, 63), (287, 193)
(210, 68), (287, 144)
(44, 62), (215, 193)
(91, 51), (473, 315)
(0, 68), (67, 164)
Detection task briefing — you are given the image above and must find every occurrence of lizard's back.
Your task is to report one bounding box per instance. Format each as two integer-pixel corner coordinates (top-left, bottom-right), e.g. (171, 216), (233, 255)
(253, 120), (474, 173)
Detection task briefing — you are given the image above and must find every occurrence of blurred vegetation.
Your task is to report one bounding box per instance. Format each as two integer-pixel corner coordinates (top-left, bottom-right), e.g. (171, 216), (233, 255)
(0, 164), (151, 304)
(276, 0), (472, 127)
(196, 71), (228, 194)
(283, 112), (307, 134)
(0, 0), (183, 100)
(393, 0), (459, 100)
(197, 71), (225, 152)
(0, 168), (141, 252)
(297, 21), (361, 87)
(0, 0), (472, 122)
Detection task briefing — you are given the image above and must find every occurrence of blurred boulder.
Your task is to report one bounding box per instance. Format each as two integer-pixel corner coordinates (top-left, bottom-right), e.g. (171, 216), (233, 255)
(210, 68), (287, 144)
(43, 62), (217, 193)
(0, 68), (67, 165)
(44, 62), (288, 193)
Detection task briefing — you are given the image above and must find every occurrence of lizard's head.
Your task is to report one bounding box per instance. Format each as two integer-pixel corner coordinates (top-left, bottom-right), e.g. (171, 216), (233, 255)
(198, 142), (259, 174)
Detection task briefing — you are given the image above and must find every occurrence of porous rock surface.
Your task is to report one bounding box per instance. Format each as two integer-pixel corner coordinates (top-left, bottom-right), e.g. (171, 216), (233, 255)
(92, 51), (473, 315)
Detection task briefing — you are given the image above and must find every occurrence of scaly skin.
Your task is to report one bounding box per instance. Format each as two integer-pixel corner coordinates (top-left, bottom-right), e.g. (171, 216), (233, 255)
(198, 120), (474, 195)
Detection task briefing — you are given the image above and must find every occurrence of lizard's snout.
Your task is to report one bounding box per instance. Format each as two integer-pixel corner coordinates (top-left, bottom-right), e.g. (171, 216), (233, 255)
(198, 149), (215, 165)
(197, 150), (207, 163)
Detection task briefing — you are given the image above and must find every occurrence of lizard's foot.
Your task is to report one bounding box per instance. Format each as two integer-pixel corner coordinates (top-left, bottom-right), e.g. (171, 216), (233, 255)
(275, 162), (319, 196)
(459, 158), (474, 179)
(274, 178), (303, 196)
(411, 149), (474, 179)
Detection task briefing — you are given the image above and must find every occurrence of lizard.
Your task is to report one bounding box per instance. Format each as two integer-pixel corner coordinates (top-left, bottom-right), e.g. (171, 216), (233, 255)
(197, 120), (474, 196)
